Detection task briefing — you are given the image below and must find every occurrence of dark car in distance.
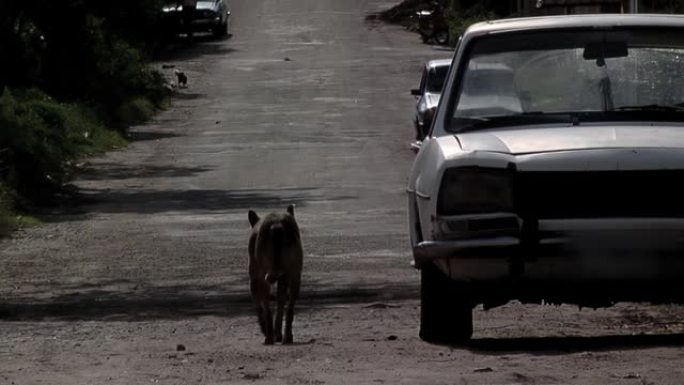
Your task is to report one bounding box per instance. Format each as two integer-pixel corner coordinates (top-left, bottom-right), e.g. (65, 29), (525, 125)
(161, 0), (231, 37)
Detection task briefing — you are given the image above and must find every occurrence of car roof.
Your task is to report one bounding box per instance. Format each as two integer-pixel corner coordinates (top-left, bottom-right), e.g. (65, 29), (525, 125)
(426, 59), (451, 69)
(466, 14), (684, 37)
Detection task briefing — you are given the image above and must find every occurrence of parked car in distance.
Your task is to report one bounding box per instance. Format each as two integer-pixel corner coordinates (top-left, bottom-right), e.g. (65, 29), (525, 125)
(411, 58), (450, 143)
(407, 14), (684, 344)
(161, 0), (231, 37)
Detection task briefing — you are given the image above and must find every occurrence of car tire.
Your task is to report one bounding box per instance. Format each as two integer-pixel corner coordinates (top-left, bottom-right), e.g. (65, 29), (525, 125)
(419, 262), (473, 344)
(414, 119), (423, 141)
(213, 20), (228, 37)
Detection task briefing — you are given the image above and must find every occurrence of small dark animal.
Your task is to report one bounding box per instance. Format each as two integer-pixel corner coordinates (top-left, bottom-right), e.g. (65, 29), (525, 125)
(174, 70), (188, 88)
(248, 205), (303, 345)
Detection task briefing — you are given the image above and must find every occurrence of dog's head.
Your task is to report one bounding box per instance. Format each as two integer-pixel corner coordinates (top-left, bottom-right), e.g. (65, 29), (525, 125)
(249, 205), (299, 283)
(248, 204), (295, 228)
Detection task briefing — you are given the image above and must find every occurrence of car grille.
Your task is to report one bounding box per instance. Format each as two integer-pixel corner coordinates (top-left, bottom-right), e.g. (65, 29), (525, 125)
(514, 170), (684, 219)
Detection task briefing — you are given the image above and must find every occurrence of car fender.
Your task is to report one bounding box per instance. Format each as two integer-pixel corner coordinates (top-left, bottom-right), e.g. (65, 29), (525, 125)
(408, 136), (458, 243)
(409, 135), (519, 243)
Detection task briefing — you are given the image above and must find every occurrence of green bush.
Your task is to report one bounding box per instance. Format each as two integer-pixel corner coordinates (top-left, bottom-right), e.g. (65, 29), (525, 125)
(0, 183), (15, 236)
(0, 1), (168, 236)
(445, 4), (497, 43)
(85, 16), (170, 132)
(0, 88), (124, 205)
(115, 97), (157, 127)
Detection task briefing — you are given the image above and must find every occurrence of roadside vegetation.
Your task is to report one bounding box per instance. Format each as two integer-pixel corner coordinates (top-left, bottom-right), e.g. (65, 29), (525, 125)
(377, 0), (508, 45)
(0, 0), (171, 236)
(378, 0), (683, 46)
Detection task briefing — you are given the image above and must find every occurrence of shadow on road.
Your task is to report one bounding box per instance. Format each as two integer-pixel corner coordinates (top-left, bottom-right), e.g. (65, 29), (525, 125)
(79, 164), (212, 180)
(154, 34), (237, 62)
(77, 164), (213, 181)
(39, 187), (356, 222)
(126, 131), (185, 142)
(466, 333), (684, 353)
(74, 187), (356, 214)
(0, 282), (418, 322)
(170, 92), (205, 100)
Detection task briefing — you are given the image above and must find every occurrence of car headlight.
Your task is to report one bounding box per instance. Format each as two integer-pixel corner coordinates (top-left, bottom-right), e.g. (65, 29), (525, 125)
(437, 167), (514, 215)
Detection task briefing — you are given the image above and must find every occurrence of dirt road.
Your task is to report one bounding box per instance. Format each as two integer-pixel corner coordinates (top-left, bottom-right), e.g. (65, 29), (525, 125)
(2, 0), (684, 384)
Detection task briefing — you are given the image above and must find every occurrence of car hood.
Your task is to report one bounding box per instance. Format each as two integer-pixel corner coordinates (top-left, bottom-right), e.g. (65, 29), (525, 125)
(456, 125), (684, 155)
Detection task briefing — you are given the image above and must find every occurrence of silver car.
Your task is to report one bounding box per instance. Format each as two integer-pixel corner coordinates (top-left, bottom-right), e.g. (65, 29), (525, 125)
(411, 59), (450, 142)
(408, 14), (684, 343)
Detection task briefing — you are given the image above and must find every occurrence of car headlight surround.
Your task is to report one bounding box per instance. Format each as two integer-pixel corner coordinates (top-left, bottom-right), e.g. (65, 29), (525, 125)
(437, 167), (514, 215)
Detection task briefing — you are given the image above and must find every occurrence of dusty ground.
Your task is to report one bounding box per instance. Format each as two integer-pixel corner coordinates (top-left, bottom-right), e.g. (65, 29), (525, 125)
(2, 0), (684, 384)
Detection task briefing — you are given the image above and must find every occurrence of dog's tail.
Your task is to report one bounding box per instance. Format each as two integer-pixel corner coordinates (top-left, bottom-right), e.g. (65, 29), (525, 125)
(265, 223), (285, 284)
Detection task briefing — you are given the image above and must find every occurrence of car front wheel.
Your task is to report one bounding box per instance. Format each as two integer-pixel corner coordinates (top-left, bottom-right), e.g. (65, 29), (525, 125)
(419, 262), (473, 344)
(213, 20), (228, 37)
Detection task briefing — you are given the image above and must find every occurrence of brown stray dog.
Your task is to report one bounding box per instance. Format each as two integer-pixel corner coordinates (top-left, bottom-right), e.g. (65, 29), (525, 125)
(248, 205), (303, 345)
(174, 70), (188, 88)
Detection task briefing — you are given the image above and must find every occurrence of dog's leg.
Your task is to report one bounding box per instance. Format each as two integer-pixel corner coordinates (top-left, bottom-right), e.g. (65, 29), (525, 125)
(250, 278), (268, 337)
(257, 279), (274, 345)
(256, 303), (268, 336)
(284, 276), (300, 344)
(263, 299), (274, 345)
(274, 278), (288, 342)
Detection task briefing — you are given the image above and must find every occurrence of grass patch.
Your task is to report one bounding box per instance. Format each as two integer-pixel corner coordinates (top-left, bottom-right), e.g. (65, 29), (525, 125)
(115, 96), (157, 128)
(0, 186), (15, 237)
(0, 185), (40, 236)
(14, 214), (42, 228)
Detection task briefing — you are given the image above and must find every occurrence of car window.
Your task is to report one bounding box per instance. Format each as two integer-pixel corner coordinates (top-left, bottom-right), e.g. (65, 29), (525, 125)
(426, 65), (449, 93)
(456, 61), (522, 117)
(418, 68), (427, 93)
(449, 29), (684, 131)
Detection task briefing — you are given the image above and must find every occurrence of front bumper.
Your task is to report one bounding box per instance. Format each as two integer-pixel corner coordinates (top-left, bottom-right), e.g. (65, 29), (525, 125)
(162, 10), (228, 32)
(414, 216), (684, 281)
(414, 236), (520, 266)
(190, 16), (220, 26)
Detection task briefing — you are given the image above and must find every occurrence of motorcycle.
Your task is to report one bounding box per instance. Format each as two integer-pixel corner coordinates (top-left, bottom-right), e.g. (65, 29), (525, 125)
(414, 3), (449, 45)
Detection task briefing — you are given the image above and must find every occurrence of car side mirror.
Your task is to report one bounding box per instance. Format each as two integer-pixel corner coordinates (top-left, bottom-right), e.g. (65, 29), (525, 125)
(411, 89), (421, 96)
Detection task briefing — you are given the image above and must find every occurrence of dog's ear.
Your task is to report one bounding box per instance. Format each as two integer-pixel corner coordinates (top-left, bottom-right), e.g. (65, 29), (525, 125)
(286, 204), (295, 217)
(248, 210), (260, 227)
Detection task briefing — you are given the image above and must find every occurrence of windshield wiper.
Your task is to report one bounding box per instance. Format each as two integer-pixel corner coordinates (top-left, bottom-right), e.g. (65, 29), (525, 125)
(612, 104), (684, 112)
(453, 112), (576, 132)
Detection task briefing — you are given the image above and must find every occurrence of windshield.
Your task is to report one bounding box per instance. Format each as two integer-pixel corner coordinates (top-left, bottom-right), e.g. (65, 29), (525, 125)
(449, 29), (684, 131)
(426, 65), (449, 93)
